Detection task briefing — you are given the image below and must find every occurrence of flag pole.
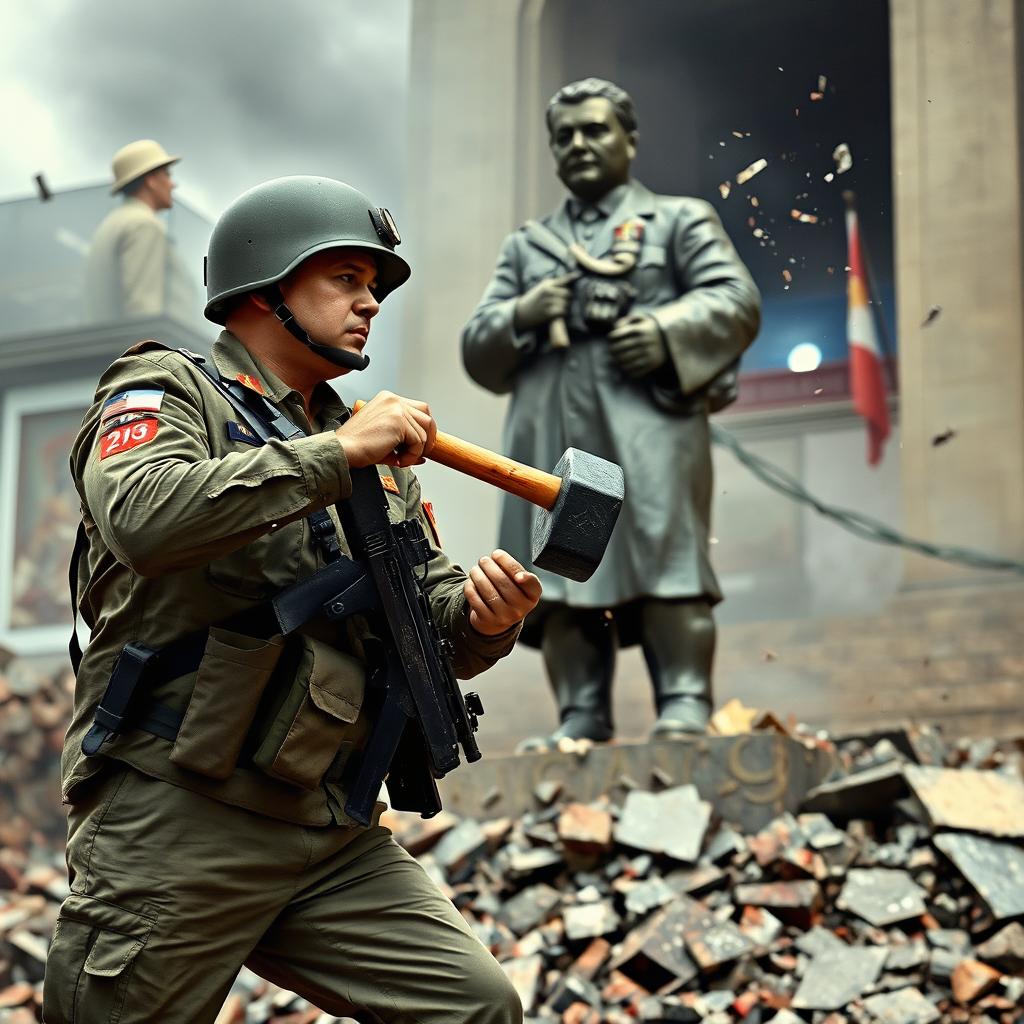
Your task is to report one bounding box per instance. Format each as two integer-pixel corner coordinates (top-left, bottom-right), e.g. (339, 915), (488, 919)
(843, 190), (898, 394)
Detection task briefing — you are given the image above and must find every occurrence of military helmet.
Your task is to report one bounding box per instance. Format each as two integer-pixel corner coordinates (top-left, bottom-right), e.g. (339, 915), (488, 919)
(204, 176), (411, 325)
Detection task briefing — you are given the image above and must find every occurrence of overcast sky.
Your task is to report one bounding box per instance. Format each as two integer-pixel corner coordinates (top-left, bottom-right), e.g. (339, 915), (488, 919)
(0, 0), (412, 220)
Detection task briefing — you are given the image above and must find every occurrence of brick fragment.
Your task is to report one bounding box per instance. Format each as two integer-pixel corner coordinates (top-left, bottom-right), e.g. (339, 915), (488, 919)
(950, 958), (1001, 1004)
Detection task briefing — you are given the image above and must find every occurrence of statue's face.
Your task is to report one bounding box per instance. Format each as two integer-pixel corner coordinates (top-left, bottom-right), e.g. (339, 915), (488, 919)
(549, 97), (636, 202)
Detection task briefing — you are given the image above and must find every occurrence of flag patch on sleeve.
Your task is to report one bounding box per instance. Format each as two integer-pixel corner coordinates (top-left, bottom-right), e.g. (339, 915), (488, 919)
(101, 388), (164, 421)
(99, 418), (159, 459)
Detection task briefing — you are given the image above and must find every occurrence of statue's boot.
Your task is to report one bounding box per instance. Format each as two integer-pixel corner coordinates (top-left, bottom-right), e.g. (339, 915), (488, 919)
(516, 607), (616, 753)
(641, 598), (716, 737)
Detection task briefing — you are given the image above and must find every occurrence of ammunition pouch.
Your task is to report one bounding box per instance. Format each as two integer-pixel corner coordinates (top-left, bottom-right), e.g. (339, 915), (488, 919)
(251, 637), (366, 790)
(168, 628), (285, 779)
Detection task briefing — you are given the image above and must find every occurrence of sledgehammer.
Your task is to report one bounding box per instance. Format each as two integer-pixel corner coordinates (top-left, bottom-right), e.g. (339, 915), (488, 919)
(352, 402), (624, 582)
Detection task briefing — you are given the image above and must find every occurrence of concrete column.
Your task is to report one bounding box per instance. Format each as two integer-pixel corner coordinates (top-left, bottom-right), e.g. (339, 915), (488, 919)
(890, 0), (1024, 582)
(402, 0), (570, 568)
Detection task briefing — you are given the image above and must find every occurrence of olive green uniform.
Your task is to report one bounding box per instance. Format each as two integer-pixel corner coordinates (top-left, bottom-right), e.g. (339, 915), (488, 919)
(43, 330), (522, 1023)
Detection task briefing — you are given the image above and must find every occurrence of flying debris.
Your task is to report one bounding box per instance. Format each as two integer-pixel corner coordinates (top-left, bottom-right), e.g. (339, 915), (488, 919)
(790, 209), (820, 224)
(921, 305), (943, 327)
(719, 181), (732, 199)
(832, 143), (853, 175)
(932, 428), (957, 447)
(736, 158), (768, 185)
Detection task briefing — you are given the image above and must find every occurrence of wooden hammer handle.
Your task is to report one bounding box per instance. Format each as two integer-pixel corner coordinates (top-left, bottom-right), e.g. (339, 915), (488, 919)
(351, 402), (563, 510)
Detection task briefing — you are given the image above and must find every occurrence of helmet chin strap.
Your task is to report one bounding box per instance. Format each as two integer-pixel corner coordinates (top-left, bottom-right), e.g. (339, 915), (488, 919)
(263, 284), (370, 372)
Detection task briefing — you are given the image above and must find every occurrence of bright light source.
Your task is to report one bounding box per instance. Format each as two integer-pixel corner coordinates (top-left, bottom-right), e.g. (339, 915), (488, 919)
(787, 343), (822, 373)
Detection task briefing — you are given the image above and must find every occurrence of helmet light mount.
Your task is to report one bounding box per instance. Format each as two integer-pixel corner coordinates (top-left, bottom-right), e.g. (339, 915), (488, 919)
(370, 207), (401, 248)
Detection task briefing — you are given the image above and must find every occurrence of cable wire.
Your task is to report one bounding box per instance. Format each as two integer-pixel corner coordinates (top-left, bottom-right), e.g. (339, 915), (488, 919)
(711, 425), (1024, 576)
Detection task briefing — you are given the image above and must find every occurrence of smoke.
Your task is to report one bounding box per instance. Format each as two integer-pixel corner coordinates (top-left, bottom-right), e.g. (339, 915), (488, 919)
(1, 1), (411, 218)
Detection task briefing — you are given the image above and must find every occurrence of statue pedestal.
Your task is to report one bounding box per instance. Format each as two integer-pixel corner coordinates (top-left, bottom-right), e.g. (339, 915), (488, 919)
(437, 734), (835, 833)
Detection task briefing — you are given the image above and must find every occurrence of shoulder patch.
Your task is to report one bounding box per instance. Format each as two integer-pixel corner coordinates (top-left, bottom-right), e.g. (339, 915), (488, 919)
(99, 417), (159, 460)
(380, 474), (400, 495)
(101, 388), (164, 421)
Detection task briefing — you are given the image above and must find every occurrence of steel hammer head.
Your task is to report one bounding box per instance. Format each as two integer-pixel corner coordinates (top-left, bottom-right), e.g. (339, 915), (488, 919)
(530, 448), (624, 582)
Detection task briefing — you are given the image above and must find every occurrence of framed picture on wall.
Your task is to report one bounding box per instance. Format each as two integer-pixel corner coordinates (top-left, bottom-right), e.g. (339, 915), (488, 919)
(0, 380), (93, 655)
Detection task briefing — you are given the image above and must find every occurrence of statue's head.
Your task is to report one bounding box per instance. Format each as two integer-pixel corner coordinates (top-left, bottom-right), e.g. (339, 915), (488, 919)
(545, 78), (638, 202)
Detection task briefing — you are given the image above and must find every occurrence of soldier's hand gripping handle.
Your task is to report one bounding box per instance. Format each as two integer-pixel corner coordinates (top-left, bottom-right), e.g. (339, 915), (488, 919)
(334, 392), (437, 469)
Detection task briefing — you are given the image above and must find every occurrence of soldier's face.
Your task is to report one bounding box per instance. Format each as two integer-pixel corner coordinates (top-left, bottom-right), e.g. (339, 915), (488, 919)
(549, 97), (636, 201)
(280, 248), (380, 370)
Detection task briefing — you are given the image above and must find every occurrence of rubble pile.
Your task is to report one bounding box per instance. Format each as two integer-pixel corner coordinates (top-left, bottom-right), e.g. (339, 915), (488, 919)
(0, 653), (74, 850)
(383, 729), (1024, 1024)
(0, 655), (72, 1024)
(1, 702), (1022, 1022)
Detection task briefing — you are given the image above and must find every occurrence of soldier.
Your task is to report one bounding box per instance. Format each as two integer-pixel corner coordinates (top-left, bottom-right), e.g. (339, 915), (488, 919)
(44, 176), (537, 1023)
(462, 78), (761, 748)
(84, 138), (197, 322)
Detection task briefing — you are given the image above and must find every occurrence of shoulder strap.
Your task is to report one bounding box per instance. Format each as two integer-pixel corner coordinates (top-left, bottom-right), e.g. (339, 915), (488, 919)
(175, 348), (302, 444)
(68, 520), (89, 674)
(175, 349), (342, 563)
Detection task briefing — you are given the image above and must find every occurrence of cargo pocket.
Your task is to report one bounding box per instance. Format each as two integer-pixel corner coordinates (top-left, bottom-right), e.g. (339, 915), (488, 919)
(169, 628), (285, 779)
(43, 893), (154, 1024)
(252, 637), (365, 790)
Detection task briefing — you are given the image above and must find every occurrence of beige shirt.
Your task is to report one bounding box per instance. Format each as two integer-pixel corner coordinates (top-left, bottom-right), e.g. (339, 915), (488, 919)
(84, 197), (196, 322)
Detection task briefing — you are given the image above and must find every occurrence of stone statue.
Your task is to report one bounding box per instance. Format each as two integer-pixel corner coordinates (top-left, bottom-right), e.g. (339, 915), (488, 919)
(461, 78), (761, 748)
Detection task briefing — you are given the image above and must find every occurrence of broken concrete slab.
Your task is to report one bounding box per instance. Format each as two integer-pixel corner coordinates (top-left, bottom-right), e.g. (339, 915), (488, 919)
(609, 903), (699, 990)
(975, 920), (1024, 974)
(835, 868), (928, 927)
(499, 954), (543, 1014)
(791, 945), (888, 1011)
(801, 761), (907, 819)
(903, 766), (1024, 838)
(861, 986), (940, 1024)
(431, 819), (488, 881)
(500, 883), (561, 936)
(733, 880), (821, 911)
(933, 831), (1024, 921)
(674, 896), (755, 972)
(563, 901), (620, 942)
(614, 787), (711, 864)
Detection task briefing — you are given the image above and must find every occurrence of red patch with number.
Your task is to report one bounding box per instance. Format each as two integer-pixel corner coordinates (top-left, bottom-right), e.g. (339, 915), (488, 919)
(99, 417), (159, 459)
(380, 474), (400, 495)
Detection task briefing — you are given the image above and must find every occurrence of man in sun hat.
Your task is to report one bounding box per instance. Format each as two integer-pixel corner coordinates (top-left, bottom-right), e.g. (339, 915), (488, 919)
(84, 139), (197, 322)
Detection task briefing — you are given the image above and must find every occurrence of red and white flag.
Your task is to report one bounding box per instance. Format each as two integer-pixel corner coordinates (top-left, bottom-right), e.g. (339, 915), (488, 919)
(845, 203), (890, 465)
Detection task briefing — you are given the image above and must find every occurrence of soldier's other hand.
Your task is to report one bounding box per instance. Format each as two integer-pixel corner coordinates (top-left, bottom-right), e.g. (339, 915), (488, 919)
(513, 273), (577, 331)
(607, 313), (669, 377)
(335, 391), (437, 469)
(464, 549), (542, 635)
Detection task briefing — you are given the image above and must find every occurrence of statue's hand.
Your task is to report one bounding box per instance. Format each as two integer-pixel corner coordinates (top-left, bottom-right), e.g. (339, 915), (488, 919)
(513, 273), (576, 331)
(607, 313), (668, 377)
